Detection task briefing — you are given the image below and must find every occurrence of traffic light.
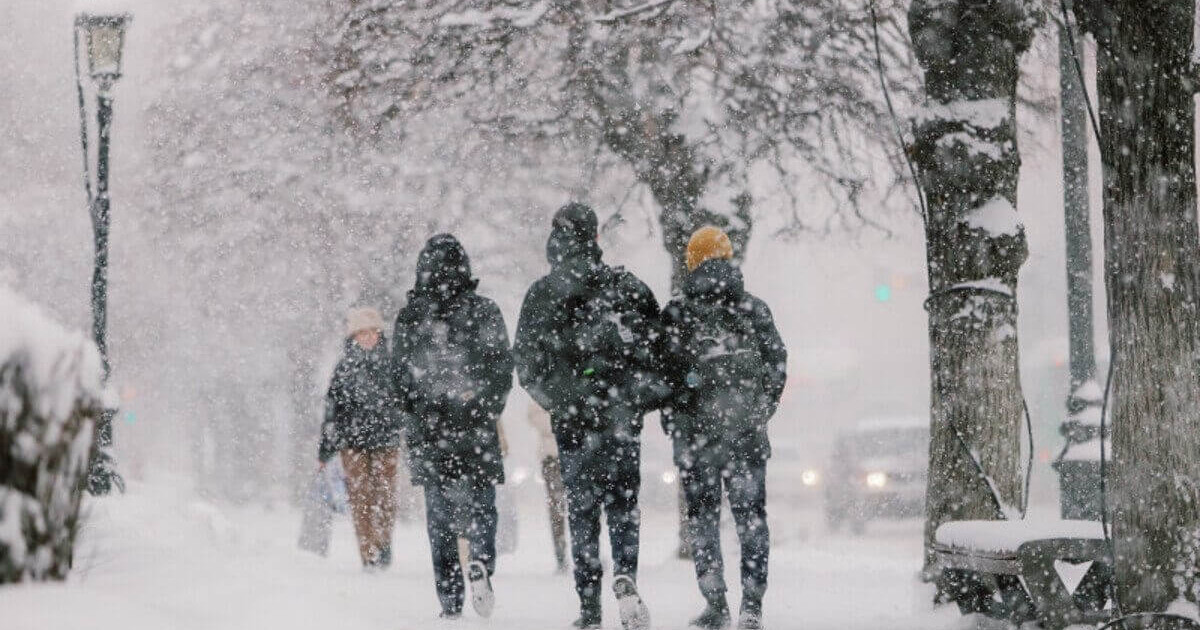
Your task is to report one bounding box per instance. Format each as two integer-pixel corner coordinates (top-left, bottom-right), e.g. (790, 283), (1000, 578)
(874, 284), (892, 302)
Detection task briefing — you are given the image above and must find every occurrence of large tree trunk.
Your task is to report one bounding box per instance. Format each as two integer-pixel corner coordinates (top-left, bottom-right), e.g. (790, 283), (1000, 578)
(908, 0), (1039, 571)
(1086, 0), (1200, 611)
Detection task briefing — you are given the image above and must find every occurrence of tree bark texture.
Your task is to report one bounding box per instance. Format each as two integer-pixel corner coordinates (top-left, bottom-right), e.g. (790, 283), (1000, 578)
(908, 0), (1039, 566)
(1089, 0), (1200, 611)
(601, 107), (752, 291)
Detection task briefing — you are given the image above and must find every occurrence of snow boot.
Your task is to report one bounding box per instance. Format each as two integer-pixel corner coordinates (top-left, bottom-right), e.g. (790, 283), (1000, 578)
(613, 575), (651, 630)
(690, 595), (731, 630)
(572, 601), (601, 629)
(467, 561), (495, 618)
(737, 596), (763, 630)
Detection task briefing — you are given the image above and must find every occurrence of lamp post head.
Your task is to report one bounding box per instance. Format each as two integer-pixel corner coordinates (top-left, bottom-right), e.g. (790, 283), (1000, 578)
(75, 13), (131, 89)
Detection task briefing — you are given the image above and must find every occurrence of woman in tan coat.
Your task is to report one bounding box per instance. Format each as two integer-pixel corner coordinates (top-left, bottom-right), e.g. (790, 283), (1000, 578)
(317, 307), (403, 570)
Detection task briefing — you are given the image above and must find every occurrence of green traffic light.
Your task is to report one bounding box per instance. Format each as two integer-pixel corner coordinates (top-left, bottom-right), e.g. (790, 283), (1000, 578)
(874, 284), (892, 302)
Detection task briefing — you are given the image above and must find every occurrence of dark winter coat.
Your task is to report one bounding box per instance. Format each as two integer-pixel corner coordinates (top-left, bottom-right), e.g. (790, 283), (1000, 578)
(318, 337), (404, 463)
(392, 234), (513, 486)
(660, 258), (787, 463)
(514, 203), (666, 450)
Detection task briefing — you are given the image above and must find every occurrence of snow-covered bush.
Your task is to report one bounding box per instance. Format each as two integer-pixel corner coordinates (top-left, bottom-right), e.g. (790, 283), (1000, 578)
(0, 286), (105, 582)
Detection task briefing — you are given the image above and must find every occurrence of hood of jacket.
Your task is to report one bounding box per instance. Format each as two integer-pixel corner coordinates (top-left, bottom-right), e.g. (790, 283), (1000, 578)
(682, 258), (745, 304)
(546, 202), (603, 267)
(411, 234), (479, 301)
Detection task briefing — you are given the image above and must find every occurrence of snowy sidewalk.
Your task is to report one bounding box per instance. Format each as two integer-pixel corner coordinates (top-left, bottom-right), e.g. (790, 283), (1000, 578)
(0, 480), (954, 630)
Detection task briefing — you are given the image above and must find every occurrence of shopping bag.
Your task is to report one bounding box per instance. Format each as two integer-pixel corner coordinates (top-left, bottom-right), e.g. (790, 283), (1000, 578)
(298, 469), (334, 556)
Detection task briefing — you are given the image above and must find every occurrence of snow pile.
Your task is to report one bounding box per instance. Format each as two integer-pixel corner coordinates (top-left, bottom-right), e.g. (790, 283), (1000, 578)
(935, 519), (1104, 553)
(916, 98), (1010, 129)
(962, 197), (1022, 238)
(0, 286), (105, 582)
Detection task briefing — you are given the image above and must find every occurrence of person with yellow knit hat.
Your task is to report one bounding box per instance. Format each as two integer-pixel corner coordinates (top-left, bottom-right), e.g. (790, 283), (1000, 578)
(661, 226), (787, 630)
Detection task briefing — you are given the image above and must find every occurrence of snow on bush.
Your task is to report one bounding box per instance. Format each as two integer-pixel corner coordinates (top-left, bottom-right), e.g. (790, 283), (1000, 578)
(0, 286), (105, 582)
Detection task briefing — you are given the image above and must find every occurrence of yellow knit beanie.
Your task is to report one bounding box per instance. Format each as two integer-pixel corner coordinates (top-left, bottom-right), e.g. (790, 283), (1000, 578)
(686, 226), (734, 272)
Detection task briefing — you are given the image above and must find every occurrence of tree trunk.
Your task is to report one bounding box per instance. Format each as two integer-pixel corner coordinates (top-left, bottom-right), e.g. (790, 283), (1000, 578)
(1088, 0), (1200, 611)
(601, 107), (752, 291)
(908, 0), (1039, 570)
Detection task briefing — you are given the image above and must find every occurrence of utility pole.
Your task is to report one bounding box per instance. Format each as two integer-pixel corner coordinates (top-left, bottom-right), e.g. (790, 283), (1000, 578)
(1053, 1), (1104, 520)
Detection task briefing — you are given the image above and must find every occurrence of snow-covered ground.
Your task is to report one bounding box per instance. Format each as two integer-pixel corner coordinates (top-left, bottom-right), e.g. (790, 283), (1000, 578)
(0, 479), (959, 630)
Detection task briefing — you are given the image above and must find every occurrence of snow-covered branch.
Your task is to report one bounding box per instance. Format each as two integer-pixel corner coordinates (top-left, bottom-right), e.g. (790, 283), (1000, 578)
(592, 0), (676, 24)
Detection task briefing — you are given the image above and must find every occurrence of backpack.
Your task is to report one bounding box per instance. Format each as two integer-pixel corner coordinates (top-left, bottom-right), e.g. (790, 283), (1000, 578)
(568, 268), (652, 390)
(405, 297), (478, 408)
(683, 301), (766, 435)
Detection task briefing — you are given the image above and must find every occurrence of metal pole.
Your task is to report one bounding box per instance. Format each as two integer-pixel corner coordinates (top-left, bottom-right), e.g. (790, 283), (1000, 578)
(73, 26), (93, 208)
(87, 85), (117, 494)
(93, 88), (113, 446)
(1059, 0), (1098, 419)
(1056, 1), (1103, 519)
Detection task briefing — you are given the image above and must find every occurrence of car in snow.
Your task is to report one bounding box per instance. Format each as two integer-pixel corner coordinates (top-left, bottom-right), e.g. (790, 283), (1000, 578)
(766, 440), (825, 510)
(823, 417), (929, 533)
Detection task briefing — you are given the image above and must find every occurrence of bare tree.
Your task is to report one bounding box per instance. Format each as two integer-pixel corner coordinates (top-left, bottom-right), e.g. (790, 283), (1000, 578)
(329, 0), (912, 289)
(908, 0), (1041, 576)
(1074, 0), (1200, 612)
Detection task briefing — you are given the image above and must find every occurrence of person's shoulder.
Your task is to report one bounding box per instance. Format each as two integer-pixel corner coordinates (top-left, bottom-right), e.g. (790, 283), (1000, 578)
(523, 273), (555, 301)
(392, 300), (419, 326)
(468, 292), (503, 316)
(740, 292), (776, 323)
(661, 294), (688, 316)
(612, 266), (655, 297)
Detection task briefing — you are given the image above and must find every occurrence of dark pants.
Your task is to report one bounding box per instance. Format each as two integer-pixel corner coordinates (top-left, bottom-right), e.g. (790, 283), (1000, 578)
(422, 480), (498, 614)
(680, 454), (769, 604)
(557, 426), (642, 607)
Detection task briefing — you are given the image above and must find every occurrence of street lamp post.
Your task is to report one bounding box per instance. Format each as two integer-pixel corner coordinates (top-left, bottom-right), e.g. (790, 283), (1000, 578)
(75, 12), (131, 496)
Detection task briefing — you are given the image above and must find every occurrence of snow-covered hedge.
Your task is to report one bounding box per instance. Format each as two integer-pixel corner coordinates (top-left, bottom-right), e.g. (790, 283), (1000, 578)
(0, 286), (105, 582)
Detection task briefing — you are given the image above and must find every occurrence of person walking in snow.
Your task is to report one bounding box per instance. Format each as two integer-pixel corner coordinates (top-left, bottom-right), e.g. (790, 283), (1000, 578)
(392, 234), (513, 620)
(527, 400), (569, 573)
(317, 306), (404, 570)
(660, 227), (787, 630)
(514, 202), (666, 630)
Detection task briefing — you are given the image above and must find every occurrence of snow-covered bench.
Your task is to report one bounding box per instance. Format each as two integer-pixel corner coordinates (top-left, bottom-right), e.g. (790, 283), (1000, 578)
(933, 519), (1113, 630)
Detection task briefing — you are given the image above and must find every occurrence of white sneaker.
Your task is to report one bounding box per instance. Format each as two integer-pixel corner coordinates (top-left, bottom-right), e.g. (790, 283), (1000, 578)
(613, 575), (650, 630)
(467, 561), (494, 618)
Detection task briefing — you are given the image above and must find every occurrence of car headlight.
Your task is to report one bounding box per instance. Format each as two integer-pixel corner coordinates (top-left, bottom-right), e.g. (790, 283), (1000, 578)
(661, 470), (678, 485)
(865, 472), (888, 488)
(801, 469), (820, 486)
(511, 466), (530, 485)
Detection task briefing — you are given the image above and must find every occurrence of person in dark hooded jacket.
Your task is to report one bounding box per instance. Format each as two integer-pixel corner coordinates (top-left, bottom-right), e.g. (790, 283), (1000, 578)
(514, 202), (662, 630)
(318, 307), (404, 570)
(392, 234), (513, 620)
(660, 227), (787, 630)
